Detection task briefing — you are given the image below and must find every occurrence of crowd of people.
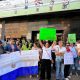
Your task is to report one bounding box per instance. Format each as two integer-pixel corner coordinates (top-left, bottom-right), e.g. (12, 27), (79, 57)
(0, 38), (80, 80)
(38, 40), (80, 80)
(0, 37), (32, 54)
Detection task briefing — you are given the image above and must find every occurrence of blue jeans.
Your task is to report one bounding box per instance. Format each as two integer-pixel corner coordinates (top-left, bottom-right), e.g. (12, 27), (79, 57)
(78, 57), (80, 68)
(56, 60), (64, 80)
(70, 57), (78, 73)
(74, 58), (78, 72)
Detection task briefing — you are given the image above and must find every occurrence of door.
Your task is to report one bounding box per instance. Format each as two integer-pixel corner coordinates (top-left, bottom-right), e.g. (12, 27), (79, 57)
(32, 31), (39, 42)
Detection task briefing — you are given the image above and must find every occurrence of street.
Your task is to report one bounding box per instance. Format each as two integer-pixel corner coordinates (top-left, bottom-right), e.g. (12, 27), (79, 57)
(17, 71), (80, 80)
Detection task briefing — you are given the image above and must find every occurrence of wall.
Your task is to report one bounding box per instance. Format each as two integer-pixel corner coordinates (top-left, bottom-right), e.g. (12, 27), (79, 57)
(4, 18), (70, 41)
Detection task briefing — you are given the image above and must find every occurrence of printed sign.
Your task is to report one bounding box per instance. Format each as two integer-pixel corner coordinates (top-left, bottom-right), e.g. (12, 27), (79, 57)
(68, 34), (76, 43)
(64, 52), (74, 64)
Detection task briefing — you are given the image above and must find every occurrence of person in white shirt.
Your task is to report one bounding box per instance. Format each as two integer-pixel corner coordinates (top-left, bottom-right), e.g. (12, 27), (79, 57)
(64, 43), (74, 80)
(32, 42), (42, 60)
(31, 42), (42, 78)
(39, 40), (53, 80)
(55, 41), (66, 80)
(32, 42), (39, 50)
(51, 41), (57, 71)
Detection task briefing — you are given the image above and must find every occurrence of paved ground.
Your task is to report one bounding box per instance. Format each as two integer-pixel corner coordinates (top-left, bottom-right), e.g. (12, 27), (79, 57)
(16, 71), (80, 80)
(17, 66), (80, 80)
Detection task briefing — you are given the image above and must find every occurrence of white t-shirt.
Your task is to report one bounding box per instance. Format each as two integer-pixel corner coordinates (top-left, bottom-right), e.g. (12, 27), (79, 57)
(42, 46), (52, 60)
(51, 45), (58, 53)
(32, 47), (42, 53)
(32, 47), (39, 50)
(55, 45), (66, 61)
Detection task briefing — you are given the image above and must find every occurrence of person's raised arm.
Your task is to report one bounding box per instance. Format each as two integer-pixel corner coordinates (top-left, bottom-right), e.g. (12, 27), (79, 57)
(51, 41), (54, 47)
(39, 40), (43, 48)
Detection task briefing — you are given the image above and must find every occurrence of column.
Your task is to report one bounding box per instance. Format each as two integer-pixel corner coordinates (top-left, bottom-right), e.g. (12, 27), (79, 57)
(1, 20), (5, 40)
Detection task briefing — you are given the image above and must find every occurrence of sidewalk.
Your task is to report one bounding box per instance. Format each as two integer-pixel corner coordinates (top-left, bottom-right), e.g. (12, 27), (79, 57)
(16, 72), (80, 80)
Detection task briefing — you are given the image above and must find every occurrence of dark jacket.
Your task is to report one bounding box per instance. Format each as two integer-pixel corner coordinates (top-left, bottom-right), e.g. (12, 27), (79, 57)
(5, 44), (20, 52)
(0, 46), (6, 54)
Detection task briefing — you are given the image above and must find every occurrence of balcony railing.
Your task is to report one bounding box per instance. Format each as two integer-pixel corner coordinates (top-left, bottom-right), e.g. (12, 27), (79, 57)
(0, 0), (79, 12)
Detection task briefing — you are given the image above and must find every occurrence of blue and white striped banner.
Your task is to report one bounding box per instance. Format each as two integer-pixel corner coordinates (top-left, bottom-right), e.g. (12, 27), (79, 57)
(0, 50), (39, 80)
